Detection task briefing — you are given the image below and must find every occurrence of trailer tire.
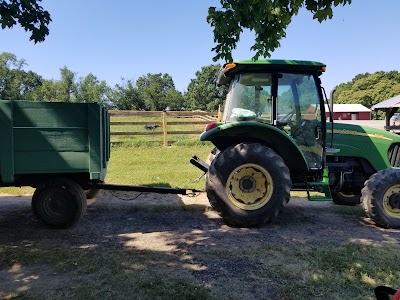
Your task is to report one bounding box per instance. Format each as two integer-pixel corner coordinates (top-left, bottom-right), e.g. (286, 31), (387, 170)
(361, 169), (400, 229)
(206, 143), (291, 227)
(32, 178), (87, 228)
(332, 191), (360, 206)
(85, 188), (100, 199)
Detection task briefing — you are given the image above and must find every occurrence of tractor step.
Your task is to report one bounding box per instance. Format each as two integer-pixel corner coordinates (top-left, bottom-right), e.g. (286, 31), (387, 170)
(306, 181), (333, 201)
(306, 167), (332, 201)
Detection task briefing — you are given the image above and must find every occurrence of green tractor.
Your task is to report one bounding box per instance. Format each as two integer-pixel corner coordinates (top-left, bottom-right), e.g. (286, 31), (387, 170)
(191, 59), (400, 229)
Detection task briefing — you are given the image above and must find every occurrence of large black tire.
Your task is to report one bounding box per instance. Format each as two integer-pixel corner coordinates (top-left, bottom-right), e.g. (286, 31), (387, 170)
(361, 169), (400, 229)
(332, 191), (361, 206)
(85, 188), (100, 199)
(206, 143), (291, 227)
(32, 178), (87, 228)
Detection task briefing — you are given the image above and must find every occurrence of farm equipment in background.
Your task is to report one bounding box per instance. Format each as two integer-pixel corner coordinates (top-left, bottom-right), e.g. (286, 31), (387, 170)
(191, 59), (400, 229)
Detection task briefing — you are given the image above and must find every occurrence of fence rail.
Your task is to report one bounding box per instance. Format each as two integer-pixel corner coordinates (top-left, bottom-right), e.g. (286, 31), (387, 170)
(109, 110), (217, 146)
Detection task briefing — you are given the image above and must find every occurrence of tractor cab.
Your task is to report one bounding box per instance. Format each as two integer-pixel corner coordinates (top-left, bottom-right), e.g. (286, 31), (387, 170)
(216, 60), (327, 170)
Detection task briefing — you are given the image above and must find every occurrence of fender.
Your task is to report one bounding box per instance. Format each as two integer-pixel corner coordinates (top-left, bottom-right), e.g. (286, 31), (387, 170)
(200, 122), (310, 172)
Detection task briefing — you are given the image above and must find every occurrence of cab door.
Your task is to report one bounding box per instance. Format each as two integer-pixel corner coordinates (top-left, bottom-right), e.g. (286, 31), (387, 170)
(277, 73), (325, 170)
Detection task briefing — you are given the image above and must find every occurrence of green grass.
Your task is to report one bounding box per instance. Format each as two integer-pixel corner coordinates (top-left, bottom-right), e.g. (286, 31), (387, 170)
(1, 240), (398, 299)
(106, 144), (212, 190)
(0, 144), (212, 196)
(0, 246), (212, 300)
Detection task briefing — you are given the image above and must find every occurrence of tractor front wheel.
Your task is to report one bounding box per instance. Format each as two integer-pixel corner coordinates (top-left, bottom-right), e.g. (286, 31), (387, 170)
(361, 169), (400, 229)
(32, 178), (87, 228)
(206, 143), (291, 227)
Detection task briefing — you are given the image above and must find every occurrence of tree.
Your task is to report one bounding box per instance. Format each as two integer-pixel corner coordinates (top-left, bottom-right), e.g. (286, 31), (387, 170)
(208, 0), (352, 62)
(29, 78), (61, 102)
(184, 64), (227, 111)
(108, 78), (144, 110)
(29, 66), (77, 102)
(59, 66), (76, 102)
(333, 71), (400, 119)
(136, 73), (182, 111)
(75, 73), (110, 105)
(0, 0), (51, 42)
(0, 51), (42, 100)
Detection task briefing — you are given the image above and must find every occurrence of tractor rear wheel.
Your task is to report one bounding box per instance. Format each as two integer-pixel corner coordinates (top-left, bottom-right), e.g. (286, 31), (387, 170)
(32, 178), (87, 228)
(332, 191), (360, 206)
(206, 143), (291, 227)
(361, 169), (400, 229)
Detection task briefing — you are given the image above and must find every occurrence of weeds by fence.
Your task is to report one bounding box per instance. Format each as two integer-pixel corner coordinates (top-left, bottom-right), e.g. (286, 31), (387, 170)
(109, 110), (217, 146)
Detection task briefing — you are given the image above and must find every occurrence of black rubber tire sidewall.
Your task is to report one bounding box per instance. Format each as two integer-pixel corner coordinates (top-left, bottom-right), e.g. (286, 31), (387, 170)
(32, 178), (87, 228)
(361, 169), (400, 229)
(206, 143), (291, 227)
(332, 191), (361, 206)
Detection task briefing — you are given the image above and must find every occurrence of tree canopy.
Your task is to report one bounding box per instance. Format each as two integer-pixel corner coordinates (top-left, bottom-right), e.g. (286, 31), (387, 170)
(7, 51), (400, 117)
(0, 0), (51, 42)
(0, 0), (352, 62)
(208, 0), (352, 61)
(333, 71), (400, 119)
(185, 64), (227, 111)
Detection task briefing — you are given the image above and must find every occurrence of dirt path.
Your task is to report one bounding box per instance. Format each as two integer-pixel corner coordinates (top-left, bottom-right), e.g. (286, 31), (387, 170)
(0, 191), (399, 299)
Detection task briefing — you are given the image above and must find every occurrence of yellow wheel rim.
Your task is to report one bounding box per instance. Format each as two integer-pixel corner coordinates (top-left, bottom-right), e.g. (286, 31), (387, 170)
(226, 163), (273, 210)
(383, 185), (400, 219)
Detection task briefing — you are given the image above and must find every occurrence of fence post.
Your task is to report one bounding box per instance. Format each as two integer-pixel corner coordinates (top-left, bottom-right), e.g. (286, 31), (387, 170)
(162, 110), (168, 146)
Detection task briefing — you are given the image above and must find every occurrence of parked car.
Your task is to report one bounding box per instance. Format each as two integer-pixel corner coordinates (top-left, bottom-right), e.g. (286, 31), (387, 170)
(390, 112), (400, 123)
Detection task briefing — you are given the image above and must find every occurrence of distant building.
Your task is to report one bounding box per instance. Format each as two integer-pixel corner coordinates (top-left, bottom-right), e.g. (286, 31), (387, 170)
(324, 104), (371, 120)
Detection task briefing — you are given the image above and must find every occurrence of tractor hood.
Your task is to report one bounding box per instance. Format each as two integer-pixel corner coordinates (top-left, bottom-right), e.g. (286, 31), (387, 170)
(327, 122), (400, 171)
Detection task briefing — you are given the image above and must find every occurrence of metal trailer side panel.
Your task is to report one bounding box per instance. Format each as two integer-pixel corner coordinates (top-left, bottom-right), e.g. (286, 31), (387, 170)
(0, 101), (14, 182)
(0, 100), (109, 184)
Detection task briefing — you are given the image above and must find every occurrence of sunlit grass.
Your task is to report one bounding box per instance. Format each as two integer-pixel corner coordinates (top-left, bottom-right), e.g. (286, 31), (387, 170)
(106, 144), (212, 190)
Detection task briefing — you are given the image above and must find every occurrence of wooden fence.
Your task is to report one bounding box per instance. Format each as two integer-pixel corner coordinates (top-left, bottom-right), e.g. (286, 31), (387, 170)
(109, 110), (217, 146)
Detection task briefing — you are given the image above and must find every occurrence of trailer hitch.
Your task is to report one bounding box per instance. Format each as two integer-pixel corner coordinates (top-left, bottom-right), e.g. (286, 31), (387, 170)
(190, 155), (209, 173)
(89, 182), (203, 195)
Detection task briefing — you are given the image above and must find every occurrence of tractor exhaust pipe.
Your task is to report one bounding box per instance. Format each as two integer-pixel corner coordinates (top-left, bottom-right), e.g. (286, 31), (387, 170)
(329, 87), (336, 117)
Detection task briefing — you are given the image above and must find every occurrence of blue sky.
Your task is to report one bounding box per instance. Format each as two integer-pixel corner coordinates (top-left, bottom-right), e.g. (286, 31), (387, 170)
(0, 0), (398, 95)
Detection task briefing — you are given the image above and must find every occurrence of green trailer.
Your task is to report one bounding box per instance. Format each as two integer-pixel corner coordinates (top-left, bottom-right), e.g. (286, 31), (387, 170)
(0, 100), (110, 227)
(0, 100), (110, 185)
(0, 100), (199, 228)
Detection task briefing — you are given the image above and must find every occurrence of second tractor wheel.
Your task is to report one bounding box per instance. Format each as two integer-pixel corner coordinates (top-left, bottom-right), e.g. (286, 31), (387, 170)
(32, 178), (87, 228)
(361, 169), (400, 229)
(332, 191), (361, 206)
(206, 143), (291, 227)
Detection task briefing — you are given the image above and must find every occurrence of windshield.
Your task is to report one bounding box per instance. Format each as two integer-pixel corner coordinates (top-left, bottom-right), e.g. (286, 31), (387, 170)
(223, 73), (272, 123)
(222, 72), (321, 124)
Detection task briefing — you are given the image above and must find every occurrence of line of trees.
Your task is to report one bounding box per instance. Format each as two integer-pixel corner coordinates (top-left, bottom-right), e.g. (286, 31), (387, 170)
(2, 51), (400, 116)
(334, 71), (400, 119)
(0, 52), (227, 111)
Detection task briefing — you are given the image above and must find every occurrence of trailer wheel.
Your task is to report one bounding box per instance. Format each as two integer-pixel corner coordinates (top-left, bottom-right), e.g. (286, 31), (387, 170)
(85, 188), (100, 199)
(361, 169), (400, 229)
(32, 178), (87, 228)
(332, 191), (360, 206)
(206, 143), (291, 227)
